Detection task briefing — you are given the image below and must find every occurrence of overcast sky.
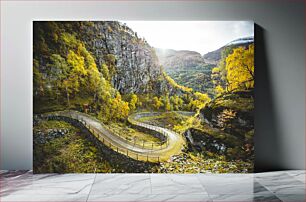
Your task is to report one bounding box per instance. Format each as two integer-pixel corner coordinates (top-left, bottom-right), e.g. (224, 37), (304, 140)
(122, 21), (254, 55)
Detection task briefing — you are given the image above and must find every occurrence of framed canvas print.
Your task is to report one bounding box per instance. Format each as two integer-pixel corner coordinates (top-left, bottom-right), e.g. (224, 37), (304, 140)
(33, 21), (254, 173)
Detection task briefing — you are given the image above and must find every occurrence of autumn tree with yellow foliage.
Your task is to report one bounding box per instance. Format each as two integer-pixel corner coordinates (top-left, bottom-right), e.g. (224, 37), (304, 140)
(129, 94), (138, 111)
(225, 44), (254, 91)
(188, 92), (211, 111)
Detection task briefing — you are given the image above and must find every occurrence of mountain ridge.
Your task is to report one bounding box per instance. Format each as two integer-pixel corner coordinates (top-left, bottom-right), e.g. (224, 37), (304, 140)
(203, 36), (254, 64)
(155, 48), (204, 71)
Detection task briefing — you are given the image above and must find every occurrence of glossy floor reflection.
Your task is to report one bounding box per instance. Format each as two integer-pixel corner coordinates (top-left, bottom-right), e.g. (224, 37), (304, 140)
(0, 170), (305, 201)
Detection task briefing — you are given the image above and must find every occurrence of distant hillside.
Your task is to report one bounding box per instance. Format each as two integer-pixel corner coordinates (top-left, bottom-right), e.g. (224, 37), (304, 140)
(203, 36), (254, 64)
(155, 48), (205, 71)
(155, 48), (215, 97)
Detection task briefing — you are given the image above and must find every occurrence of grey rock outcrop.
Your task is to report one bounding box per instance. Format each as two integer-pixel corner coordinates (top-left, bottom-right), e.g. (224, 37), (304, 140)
(80, 21), (163, 94)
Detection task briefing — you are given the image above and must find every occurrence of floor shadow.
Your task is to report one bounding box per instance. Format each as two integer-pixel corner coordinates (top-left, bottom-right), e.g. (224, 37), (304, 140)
(254, 24), (284, 172)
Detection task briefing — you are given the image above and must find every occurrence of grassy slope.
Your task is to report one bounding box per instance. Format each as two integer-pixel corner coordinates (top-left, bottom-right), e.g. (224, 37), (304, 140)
(34, 120), (159, 173)
(137, 111), (192, 131)
(34, 120), (113, 173)
(165, 64), (215, 96)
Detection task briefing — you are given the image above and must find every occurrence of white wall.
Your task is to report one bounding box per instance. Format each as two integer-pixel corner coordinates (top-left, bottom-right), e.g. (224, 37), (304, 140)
(1, 0), (305, 171)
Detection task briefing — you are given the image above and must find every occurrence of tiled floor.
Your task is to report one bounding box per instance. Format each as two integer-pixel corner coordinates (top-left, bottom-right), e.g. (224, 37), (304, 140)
(0, 170), (305, 201)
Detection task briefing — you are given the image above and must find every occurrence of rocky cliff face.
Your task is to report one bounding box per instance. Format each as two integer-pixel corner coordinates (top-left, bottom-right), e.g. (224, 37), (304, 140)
(80, 21), (163, 94)
(34, 21), (183, 102)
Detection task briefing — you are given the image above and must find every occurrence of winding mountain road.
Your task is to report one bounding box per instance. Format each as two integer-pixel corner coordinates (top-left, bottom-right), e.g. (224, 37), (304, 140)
(44, 110), (186, 162)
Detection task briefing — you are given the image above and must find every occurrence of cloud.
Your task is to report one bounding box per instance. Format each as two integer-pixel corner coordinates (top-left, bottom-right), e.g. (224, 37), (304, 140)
(121, 21), (254, 55)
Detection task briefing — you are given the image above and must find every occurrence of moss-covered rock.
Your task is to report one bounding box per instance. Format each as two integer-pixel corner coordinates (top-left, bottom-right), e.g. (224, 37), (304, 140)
(183, 90), (255, 161)
(199, 90), (254, 138)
